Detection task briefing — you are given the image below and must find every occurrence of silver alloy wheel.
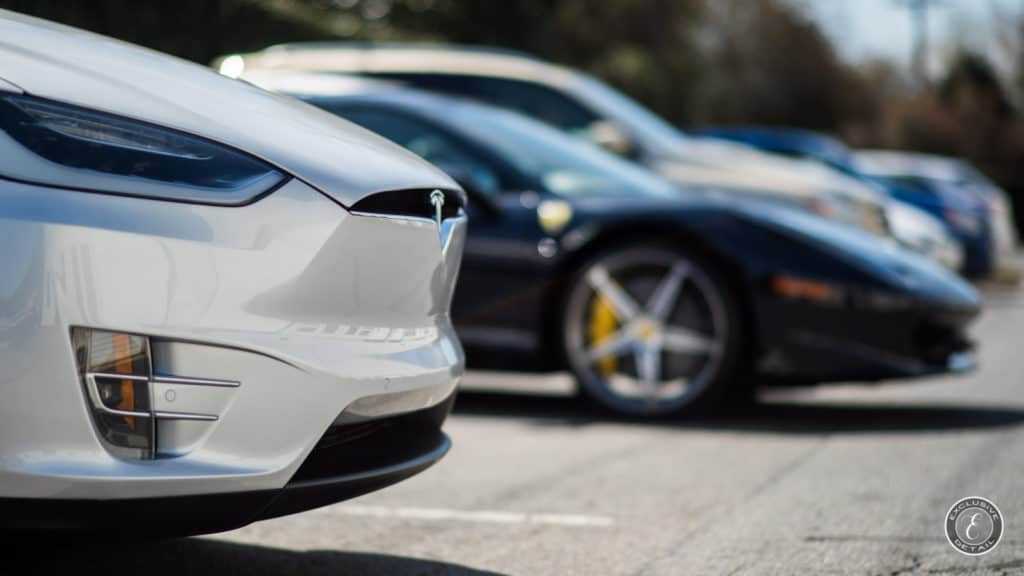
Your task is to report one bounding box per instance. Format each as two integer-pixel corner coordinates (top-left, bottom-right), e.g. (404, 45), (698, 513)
(564, 248), (728, 415)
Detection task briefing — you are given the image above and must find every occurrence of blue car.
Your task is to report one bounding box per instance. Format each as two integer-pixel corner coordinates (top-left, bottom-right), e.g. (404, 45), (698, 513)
(697, 127), (994, 276)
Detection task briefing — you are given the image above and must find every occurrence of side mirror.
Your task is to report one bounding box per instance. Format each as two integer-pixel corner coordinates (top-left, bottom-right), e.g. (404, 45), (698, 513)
(587, 120), (638, 159)
(436, 164), (503, 217)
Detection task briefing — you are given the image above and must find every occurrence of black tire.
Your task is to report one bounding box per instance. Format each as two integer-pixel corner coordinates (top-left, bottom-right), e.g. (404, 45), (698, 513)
(559, 241), (747, 417)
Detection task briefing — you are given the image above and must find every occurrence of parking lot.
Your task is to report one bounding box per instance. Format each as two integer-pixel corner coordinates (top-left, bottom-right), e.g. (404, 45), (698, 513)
(7, 281), (1023, 575)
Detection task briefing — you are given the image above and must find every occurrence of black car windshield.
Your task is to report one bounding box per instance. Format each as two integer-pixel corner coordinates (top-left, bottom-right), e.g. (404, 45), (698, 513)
(570, 75), (687, 156)
(450, 101), (676, 199)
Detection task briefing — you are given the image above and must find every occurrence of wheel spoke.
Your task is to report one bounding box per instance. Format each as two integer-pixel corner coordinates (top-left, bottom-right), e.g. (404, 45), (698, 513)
(646, 261), (689, 321)
(662, 326), (717, 355)
(587, 331), (635, 363)
(587, 265), (639, 321)
(636, 345), (662, 393)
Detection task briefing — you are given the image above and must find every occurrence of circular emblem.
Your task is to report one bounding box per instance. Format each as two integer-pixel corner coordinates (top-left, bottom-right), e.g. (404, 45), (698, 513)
(945, 496), (1003, 556)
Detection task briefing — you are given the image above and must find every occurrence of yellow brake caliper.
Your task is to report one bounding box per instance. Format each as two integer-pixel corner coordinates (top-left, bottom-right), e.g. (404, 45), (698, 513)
(589, 295), (619, 376)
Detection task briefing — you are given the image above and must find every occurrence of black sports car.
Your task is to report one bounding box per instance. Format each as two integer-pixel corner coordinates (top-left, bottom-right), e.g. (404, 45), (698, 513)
(261, 76), (980, 416)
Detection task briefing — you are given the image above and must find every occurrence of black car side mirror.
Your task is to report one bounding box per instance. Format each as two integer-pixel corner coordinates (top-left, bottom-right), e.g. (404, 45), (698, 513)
(587, 120), (638, 160)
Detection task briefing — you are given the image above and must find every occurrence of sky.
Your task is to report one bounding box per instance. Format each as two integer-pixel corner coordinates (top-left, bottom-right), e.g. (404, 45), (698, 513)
(796, 0), (1021, 81)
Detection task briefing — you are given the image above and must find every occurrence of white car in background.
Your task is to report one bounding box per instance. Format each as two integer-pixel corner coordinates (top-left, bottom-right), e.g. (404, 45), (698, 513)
(857, 150), (1019, 279)
(0, 11), (466, 536)
(687, 136), (962, 270)
(885, 199), (964, 272)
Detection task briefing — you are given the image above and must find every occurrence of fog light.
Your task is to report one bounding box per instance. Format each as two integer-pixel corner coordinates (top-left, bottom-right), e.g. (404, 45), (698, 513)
(72, 328), (155, 459)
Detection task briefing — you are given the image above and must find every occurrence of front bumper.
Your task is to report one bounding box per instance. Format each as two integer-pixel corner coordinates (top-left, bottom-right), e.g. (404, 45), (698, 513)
(755, 295), (978, 384)
(0, 178), (465, 504)
(0, 396), (454, 536)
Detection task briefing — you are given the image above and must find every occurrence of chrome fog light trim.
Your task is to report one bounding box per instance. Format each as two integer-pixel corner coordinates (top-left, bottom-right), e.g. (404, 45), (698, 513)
(72, 328), (240, 459)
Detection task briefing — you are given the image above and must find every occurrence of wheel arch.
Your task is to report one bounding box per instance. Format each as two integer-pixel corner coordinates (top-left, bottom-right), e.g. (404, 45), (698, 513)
(539, 221), (757, 372)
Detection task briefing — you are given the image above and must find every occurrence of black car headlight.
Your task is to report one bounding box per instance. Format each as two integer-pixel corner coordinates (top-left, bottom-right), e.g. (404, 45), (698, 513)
(0, 94), (286, 204)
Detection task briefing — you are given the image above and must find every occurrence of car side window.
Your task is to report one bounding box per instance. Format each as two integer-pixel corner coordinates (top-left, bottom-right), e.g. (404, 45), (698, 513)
(372, 72), (476, 98)
(467, 77), (599, 133)
(371, 73), (599, 134)
(334, 106), (503, 195)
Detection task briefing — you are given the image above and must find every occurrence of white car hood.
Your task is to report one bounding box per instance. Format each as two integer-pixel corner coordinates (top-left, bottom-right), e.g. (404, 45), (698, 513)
(0, 10), (457, 206)
(655, 137), (883, 204)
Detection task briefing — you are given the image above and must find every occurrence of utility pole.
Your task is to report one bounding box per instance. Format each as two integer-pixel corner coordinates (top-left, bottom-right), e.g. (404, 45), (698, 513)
(896, 0), (939, 86)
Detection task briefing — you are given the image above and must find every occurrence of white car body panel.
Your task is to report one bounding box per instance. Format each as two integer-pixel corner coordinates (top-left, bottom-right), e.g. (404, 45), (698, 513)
(886, 199), (964, 271)
(857, 150), (1019, 277)
(0, 11), (466, 525)
(0, 178), (465, 499)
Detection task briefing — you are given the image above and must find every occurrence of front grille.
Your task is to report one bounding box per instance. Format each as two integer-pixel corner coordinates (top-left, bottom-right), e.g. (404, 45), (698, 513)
(351, 188), (462, 220)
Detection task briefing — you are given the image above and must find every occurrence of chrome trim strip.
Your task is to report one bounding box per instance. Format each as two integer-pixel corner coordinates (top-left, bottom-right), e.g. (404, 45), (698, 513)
(144, 337), (157, 460)
(87, 372), (150, 382)
(153, 410), (219, 422)
(350, 209), (467, 226)
(350, 210), (435, 225)
(93, 405), (152, 419)
(152, 375), (240, 388)
(84, 374), (152, 419)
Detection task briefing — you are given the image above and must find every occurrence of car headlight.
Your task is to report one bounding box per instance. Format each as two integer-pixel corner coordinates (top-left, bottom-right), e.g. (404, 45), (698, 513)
(856, 199), (890, 237)
(0, 93), (286, 204)
(804, 194), (889, 238)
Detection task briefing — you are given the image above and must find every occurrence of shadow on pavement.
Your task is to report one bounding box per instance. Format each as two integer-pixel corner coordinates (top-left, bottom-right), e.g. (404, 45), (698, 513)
(452, 390), (1024, 435)
(4, 537), (505, 576)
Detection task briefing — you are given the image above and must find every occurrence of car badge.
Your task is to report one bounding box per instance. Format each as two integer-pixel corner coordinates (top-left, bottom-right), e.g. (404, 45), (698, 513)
(429, 189), (446, 245)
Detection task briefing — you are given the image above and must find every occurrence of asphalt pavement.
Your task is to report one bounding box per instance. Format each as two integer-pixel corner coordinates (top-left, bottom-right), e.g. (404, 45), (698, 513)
(8, 282), (1024, 575)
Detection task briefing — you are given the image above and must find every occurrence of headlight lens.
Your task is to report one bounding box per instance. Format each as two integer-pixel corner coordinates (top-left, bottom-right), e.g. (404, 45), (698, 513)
(0, 94), (286, 204)
(803, 194), (889, 238)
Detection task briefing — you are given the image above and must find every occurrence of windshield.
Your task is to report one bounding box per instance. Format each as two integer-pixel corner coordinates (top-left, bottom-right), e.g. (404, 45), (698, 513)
(570, 74), (687, 155)
(450, 101), (677, 199)
(794, 136), (857, 173)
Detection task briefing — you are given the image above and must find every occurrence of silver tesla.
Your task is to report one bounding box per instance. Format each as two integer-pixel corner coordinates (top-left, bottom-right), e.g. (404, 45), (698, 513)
(0, 10), (466, 536)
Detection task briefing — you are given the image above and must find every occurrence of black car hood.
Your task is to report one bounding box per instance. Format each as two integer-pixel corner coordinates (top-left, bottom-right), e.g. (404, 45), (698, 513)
(739, 202), (978, 302)
(565, 193), (980, 308)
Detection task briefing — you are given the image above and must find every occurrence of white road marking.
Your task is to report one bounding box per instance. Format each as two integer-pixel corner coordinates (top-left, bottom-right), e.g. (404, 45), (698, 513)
(333, 505), (614, 528)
